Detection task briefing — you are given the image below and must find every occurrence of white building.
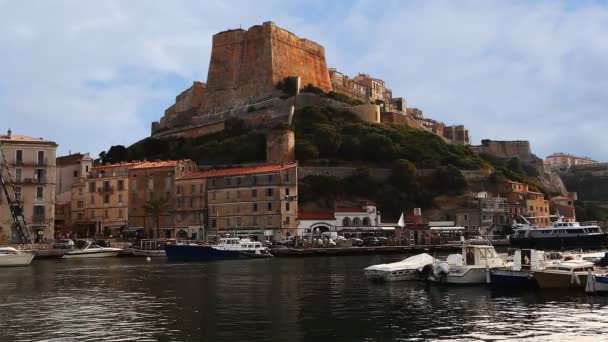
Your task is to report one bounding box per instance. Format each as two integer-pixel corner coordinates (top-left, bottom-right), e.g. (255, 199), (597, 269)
(297, 202), (384, 236)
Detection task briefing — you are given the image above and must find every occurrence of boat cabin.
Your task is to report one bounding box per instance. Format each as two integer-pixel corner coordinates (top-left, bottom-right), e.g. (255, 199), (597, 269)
(217, 238), (265, 252)
(463, 245), (504, 267)
(543, 261), (594, 273)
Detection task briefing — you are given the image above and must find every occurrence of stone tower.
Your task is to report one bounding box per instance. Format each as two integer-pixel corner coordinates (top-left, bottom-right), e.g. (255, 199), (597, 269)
(266, 130), (295, 163)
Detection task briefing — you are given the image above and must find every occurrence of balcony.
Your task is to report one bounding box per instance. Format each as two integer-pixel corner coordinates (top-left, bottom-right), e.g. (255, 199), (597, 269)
(88, 171), (129, 179)
(97, 186), (115, 193)
(13, 158), (50, 166)
(31, 214), (46, 223)
(14, 177), (48, 185)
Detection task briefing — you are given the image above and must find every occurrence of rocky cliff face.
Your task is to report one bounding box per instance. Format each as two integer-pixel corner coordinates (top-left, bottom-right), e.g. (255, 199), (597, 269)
(559, 163), (608, 201)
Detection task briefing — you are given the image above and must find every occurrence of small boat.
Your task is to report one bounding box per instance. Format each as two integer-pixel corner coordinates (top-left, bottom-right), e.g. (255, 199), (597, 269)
(430, 240), (507, 285)
(165, 237), (272, 262)
(490, 249), (545, 288)
(0, 247), (34, 266)
(364, 253), (436, 282)
(533, 259), (595, 289)
(509, 217), (608, 250)
(129, 239), (168, 257)
(585, 272), (608, 294)
(62, 240), (123, 259)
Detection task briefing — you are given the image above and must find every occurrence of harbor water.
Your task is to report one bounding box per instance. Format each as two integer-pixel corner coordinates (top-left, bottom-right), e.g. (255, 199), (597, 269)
(2, 254), (608, 342)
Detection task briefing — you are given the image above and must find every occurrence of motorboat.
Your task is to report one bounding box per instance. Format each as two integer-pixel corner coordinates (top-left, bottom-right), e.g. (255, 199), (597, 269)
(509, 217), (608, 249)
(430, 241), (507, 284)
(0, 247), (34, 266)
(489, 249), (545, 288)
(129, 239), (168, 257)
(62, 240), (123, 259)
(533, 259), (595, 289)
(364, 253), (436, 282)
(165, 237), (273, 262)
(585, 271), (608, 294)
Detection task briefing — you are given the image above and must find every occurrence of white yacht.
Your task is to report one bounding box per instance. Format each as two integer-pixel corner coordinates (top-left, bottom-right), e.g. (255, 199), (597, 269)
(0, 247), (34, 266)
(430, 241), (507, 284)
(510, 217), (607, 249)
(364, 253), (436, 282)
(213, 238), (273, 258)
(62, 241), (123, 259)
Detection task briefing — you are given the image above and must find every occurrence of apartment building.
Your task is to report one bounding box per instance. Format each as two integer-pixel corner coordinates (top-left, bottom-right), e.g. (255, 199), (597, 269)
(128, 160), (196, 238)
(0, 130), (57, 243)
(55, 153), (93, 235)
(83, 162), (143, 237)
(177, 163), (298, 241)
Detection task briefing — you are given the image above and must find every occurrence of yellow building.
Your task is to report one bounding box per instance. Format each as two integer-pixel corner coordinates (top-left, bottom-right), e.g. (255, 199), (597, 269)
(177, 162), (298, 241)
(0, 130), (57, 243)
(525, 191), (551, 227)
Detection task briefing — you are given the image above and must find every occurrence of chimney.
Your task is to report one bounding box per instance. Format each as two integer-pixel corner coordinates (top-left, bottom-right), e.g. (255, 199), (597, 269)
(7, 128), (11, 138)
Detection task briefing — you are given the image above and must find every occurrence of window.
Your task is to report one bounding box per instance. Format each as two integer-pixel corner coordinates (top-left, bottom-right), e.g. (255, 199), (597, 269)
(104, 209), (109, 219)
(117, 180), (124, 191)
(37, 151), (45, 165)
(33, 205), (45, 219)
(353, 217), (361, 226)
(253, 203), (258, 212)
(15, 150), (23, 164)
(266, 188), (273, 197)
(36, 187), (43, 200)
(86, 165), (89, 172)
(252, 217), (258, 226)
(285, 202), (290, 211)
(89, 182), (95, 192)
(77, 213), (83, 220)
(118, 194), (123, 203)
(103, 194), (109, 204)
(78, 188), (83, 195)
(73, 170), (78, 177)
(226, 191), (230, 200)
(252, 189), (257, 198)
(189, 197), (194, 208)
(77, 200), (83, 209)
(285, 216), (290, 224)
(15, 168), (22, 182)
(226, 218), (231, 227)
(463, 214), (468, 221)
(90, 195), (95, 204)
(237, 190), (241, 198)
(148, 179), (154, 190)
(176, 185), (182, 194)
(191, 185), (196, 194)
(212, 219), (217, 228)
(177, 198), (183, 209)
(226, 178), (231, 186)
(284, 172), (289, 182)
(237, 177), (242, 185)
(211, 192), (216, 200)
(342, 217), (351, 226)
(118, 208), (123, 218)
(267, 216), (272, 225)
(131, 178), (137, 193)
(267, 202), (272, 211)
(267, 175), (273, 183)
(103, 181), (110, 191)
(35, 169), (45, 183)
(362, 217), (371, 226)
(285, 188), (290, 196)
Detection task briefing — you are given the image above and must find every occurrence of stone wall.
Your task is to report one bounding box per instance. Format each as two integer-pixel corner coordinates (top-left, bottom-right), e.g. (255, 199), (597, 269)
(472, 140), (533, 161)
(266, 130), (295, 163)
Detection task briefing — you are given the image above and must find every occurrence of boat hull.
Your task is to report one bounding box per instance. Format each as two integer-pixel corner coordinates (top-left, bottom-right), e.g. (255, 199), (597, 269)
(131, 248), (166, 257)
(0, 253), (34, 266)
(443, 267), (489, 285)
(588, 275), (608, 293)
(165, 245), (241, 262)
(62, 251), (120, 259)
(364, 269), (419, 282)
(490, 269), (535, 288)
(510, 234), (608, 249)
(534, 271), (588, 289)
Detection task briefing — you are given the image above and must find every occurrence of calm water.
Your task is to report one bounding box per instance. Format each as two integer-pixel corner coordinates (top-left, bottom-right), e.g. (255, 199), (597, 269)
(1, 255), (608, 342)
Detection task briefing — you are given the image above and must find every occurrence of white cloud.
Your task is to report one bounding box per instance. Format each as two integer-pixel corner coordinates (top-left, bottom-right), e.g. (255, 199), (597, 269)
(1, 0), (607, 161)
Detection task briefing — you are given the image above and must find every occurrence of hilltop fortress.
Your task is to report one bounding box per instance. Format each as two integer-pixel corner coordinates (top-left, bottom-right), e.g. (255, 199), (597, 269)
(151, 21), (469, 145)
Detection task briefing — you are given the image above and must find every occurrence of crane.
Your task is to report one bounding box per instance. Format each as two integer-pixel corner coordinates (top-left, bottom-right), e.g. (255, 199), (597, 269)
(0, 141), (35, 248)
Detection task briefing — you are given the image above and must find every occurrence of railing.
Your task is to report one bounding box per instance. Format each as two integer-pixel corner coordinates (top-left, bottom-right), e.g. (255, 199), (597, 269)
(88, 171), (129, 179)
(31, 214), (46, 223)
(12, 158), (49, 166)
(97, 186), (115, 193)
(14, 177), (47, 184)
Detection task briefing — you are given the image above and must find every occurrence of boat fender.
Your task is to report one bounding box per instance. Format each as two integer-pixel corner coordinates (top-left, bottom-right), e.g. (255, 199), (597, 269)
(146, 257), (151, 262)
(571, 271), (581, 285)
(585, 270), (596, 294)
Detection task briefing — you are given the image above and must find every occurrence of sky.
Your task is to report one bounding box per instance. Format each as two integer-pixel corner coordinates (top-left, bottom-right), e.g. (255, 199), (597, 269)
(1, 0), (608, 161)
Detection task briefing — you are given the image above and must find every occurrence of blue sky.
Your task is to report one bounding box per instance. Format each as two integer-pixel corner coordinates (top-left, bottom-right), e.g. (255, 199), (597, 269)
(1, 0), (608, 161)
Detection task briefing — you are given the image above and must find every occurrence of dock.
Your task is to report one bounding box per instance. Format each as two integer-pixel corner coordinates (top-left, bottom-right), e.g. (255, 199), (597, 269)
(270, 245), (461, 257)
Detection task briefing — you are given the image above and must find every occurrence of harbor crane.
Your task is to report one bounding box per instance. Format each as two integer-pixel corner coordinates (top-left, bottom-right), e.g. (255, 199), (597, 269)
(0, 142), (35, 248)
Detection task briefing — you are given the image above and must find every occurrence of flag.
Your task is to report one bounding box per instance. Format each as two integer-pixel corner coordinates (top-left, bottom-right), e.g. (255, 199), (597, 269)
(398, 212), (405, 228)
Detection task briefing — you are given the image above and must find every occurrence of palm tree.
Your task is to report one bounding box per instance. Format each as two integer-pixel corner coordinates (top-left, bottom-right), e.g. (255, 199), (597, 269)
(143, 197), (170, 238)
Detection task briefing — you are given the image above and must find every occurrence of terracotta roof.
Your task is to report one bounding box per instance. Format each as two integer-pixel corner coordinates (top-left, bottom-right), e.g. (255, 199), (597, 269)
(298, 211), (335, 220)
(0, 134), (57, 145)
(130, 160), (180, 169)
(335, 206), (367, 213)
(177, 163), (296, 180)
(56, 153), (89, 166)
(92, 161), (143, 170)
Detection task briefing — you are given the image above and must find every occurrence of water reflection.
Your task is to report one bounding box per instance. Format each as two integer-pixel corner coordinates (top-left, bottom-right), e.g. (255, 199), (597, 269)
(0, 255), (607, 341)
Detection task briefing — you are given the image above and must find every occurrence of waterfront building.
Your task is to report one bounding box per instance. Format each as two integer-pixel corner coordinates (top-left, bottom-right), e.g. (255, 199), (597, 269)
(545, 152), (597, 170)
(128, 160), (197, 238)
(0, 130), (57, 243)
(179, 163), (298, 241)
(54, 153), (93, 235)
(83, 161), (143, 237)
(525, 191), (551, 227)
(297, 201), (383, 236)
(173, 173), (207, 240)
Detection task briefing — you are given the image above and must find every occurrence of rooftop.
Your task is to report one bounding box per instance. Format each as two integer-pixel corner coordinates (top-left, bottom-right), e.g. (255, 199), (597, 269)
(178, 162), (297, 180)
(298, 211), (335, 220)
(131, 160), (183, 170)
(56, 153), (90, 166)
(0, 130), (57, 145)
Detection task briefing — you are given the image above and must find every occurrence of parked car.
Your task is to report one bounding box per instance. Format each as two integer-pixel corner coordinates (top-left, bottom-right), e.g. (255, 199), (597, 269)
(363, 237), (381, 246)
(53, 239), (75, 249)
(350, 238), (364, 247)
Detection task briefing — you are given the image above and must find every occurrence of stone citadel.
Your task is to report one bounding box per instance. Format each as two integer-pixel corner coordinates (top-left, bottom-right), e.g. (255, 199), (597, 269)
(151, 21), (470, 145)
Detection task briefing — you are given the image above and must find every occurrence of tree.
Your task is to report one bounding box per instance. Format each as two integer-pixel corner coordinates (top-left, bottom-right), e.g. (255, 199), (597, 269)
(313, 124), (341, 156)
(389, 159), (417, 191)
(507, 157), (524, 175)
(295, 141), (320, 162)
(143, 197), (170, 238)
(361, 133), (395, 162)
(434, 165), (467, 195)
